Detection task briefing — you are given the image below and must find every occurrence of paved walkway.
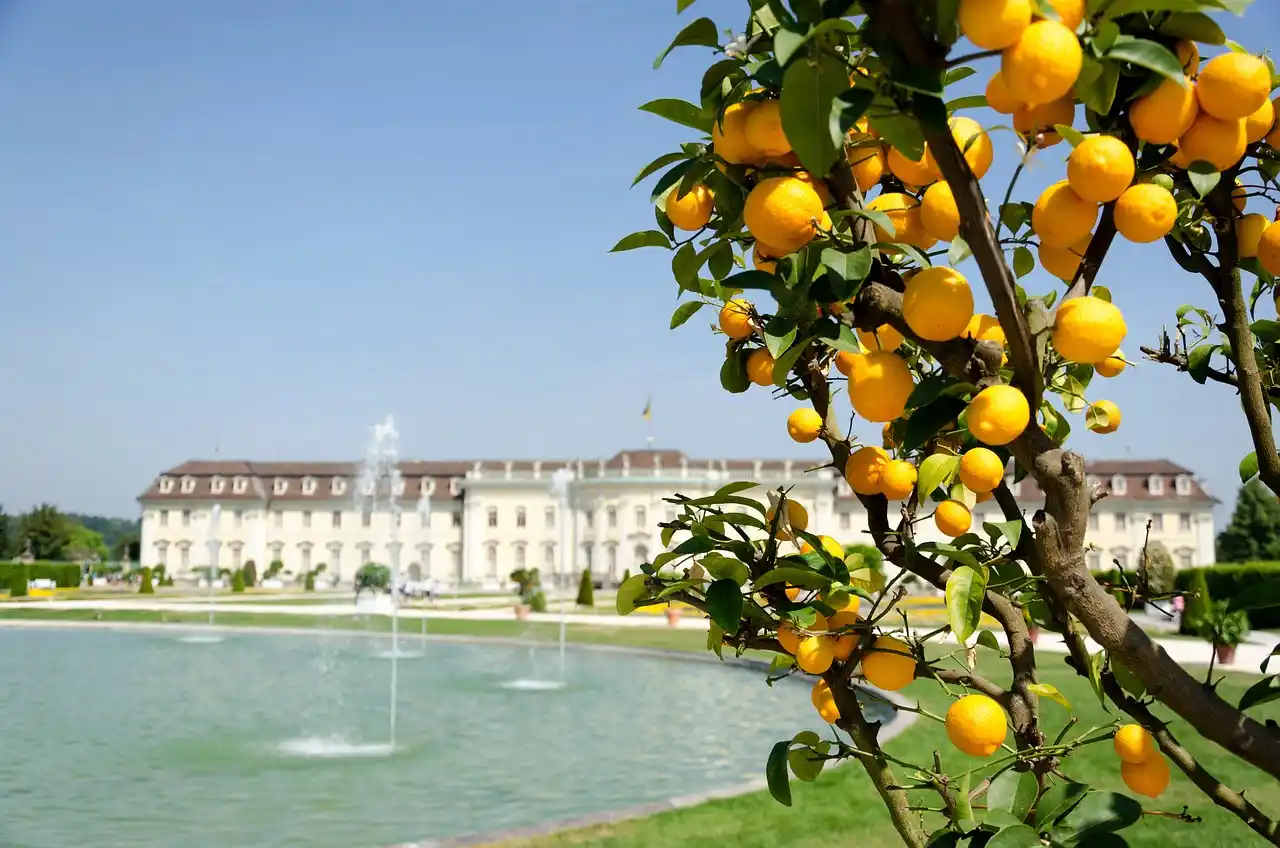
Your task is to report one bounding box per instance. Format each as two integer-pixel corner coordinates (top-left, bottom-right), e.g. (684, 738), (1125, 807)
(0, 597), (1269, 671)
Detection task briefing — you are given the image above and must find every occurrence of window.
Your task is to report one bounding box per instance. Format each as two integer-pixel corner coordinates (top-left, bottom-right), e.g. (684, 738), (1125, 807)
(1115, 512), (1127, 531)
(449, 477), (462, 496)
(515, 545), (526, 568)
(583, 544), (594, 569)
(302, 477), (317, 495)
(451, 511), (462, 528)
(607, 507), (618, 528)
(1175, 475), (1192, 495)
(362, 510), (372, 528)
(1111, 475), (1127, 496)
(159, 477), (174, 494)
(302, 510), (312, 529)
(181, 476), (195, 494)
(635, 506), (646, 528)
(1151, 513), (1163, 532)
(544, 543), (555, 568)
(1088, 513), (1099, 531)
(234, 510), (243, 529)
(1087, 550), (1101, 570)
(1178, 549), (1193, 568)
(420, 477), (435, 496)
(420, 510), (430, 529)
(332, 511), (342, 529)
(486, 544), (498, 575)
(545, 507), (555, 529)
(607, 544), (618, 575)
(840, 512), (851, 530)
(159, 510), (169, 527)
(331, 476), (346, 496)
(233, 476), (247, 494)
(488, 507), (498, 528)
(301, 547), (312, 573)
(180, 545), (190, 569)
(1179, 513), (1192, 532)
(1148, 475), (1164, 496)
(211, 476), (225, 494)
(273, 477), (288, 495)
(182, 509), (191, 528)
(516, 507), (526, 528)
(273, 510), (283, 529)
(231, 545), (242, 571)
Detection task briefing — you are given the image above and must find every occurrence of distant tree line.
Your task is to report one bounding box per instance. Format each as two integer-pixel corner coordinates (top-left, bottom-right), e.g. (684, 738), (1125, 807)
(0, 503), (139, 563)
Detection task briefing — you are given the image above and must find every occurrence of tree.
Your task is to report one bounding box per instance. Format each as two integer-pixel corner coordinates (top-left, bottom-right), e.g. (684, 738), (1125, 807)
(18, 504), (71, 561)
(64, 524), (109, 563)
(354, 563), (390, 598)
(575, 568), (594, 607)
(138, 566), (154, 595)
(242, 560), (257, 588)
(231, 568), (245, 593)
(1217, 480), (1280, 562)
(0, 506), (12, 560)
(618, 3), (1280, 844)
(7, 565), (27, 597)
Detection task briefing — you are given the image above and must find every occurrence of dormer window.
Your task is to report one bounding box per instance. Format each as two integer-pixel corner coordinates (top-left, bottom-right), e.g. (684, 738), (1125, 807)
(1111, 475), (1127, 496)
(449, 477), (462, 496)
(233, 476), (247, 494)
(180, 476), (196, 494)
(331, 476), (347, 496)
(159, 477), (174, 494)
(1175, 475), (1192, 496)
(273, 477), (288, 495)
(210, 476), (225, 495)
(302, 476), (317, 496)
(421, 477), (436, 495)
(1148, 475), (1164, 496)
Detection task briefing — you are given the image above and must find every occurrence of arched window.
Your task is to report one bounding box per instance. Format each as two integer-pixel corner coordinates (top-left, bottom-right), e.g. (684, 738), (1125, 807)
(635, 506), (647, 528)
(516, 507), (526, 528)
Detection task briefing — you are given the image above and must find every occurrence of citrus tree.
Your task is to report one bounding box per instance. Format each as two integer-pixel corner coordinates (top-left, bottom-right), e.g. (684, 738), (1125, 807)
(613, 1), (1280, 845)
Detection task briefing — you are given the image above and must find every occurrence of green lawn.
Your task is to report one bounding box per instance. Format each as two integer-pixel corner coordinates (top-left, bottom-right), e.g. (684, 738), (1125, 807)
(2, 606), (1275, 846)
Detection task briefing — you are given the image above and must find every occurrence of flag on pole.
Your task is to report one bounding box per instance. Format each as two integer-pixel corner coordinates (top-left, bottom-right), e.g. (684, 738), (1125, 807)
(642, 396), (652, 422)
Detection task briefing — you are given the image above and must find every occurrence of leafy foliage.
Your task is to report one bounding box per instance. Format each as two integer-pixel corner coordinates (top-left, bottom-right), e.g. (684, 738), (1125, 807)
(576, 568), (595, 607)
(138, 566), (155, 595)
(1217, 480), (1280, 562)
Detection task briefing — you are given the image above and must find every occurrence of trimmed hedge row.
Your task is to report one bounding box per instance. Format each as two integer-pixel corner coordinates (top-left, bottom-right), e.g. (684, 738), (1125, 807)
(1174, 562), (1280, 631)
(0, 561), (82, 590)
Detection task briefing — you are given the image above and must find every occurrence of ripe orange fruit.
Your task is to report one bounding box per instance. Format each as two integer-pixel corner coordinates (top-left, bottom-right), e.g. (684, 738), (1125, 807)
(777, 620), (802, 654)
(1176, 40), (1199, 76)
(1088, 399), (1122, 434)
(861, 635), (916, 691)
(743, 99), (792, 158)
(925, 117), (994, 179)
(903, 266), (975, 341)
(965, 314), (1006, 348)
(751, 244), (777, 273)
(959, 0), (1031, 50)
(1114, 724), (1157, 764)
(812, 679), (841, 723)
(766, 500), (809, 540)
(1268, 97), (1280, 147)
(745, 348), (776, 386)
(744, 176), (826, 254)
(827, 609), (860, 661)
(856, 324), (905, 352)
(921, 181), (961, 242)
(849, 145), (888, 192)
(967, 385), (1030, 446)
(946, 694), (1009, 757)
(1113, 183), (1178, 243)
(1013, 97), (1075, 147)
(1039, 234), (1091, 282)
(1259, 221), (1280, 275)
(787, 408), (823, 443)
(1129, 76), (1199, 144)
(887, 145), (939, 187)
(935, 500), (973, 537)
(666, 184), (714, 231)
(846, 446), (890, 495)
(1095, 352), (1127, 378)
(867, 192), (934, 249)
(795, 635), (835, 674)
(986, 71), (1025, 115)
(1121, 755), (1170, 799)
(719, 299), (754, 340)
(1038, 0), (1084, 30)
(1245, 97), (1276, 144)
(1067, 135), (1135, 203)
(1033, 180), (1098, 249)
(1054, 296), (1127, 364)
(1196, 52), (1272, 121)
(1174, 112), (1248, 171)
(712, 100), (763, 166)
(880, 460), (918, 501)
(1001, 20), (1083, 106)
(1234, 180), (1248, 214)
(799, 536), (844, 560)
(1239, 213), (1270, 258)
(959, 447), (1005, 493)
(846, 351), (916, 422)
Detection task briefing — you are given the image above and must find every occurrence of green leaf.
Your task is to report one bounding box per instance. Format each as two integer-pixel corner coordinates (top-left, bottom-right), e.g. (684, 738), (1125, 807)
(948, 237), (972, 266)
(720, 349), (750, 394)
(1075, 55), (1119, 115)
(1158, 11), (1225, 45)
(1252, 319), (1280, 343)
(639, 99), (712, 132)
(705, 578), (744, 631)
(983, 520), (1023, 551)
(670, 300), (705, 329)
(1035, 780), (1088, 827)
(985, 825), (1042, 848)
(1106, 36), (1185, 84)
(788, 734), (828, 782)
(1240, 451), (1260, 483)
(1104, 0), (1238, 20)
(654, 17), (720, 69)
(987, 769), (1039, 820)
(1060, 791), (1142, 843)
(776, 18), (860, 67)
(764, 316), (798, 358)
(766, 740), (793, 806)
(1092, 285), (1112, 303)
(1186, 342), (1217, 384)
(919, 454), (961, 499)
(1028, 682), (1071, 709)
(633, 152), (689, 187)
(821, 247), (872, 283)
(1087, 649), (1107, 708)
(672, 243), (702, 290)
(1110, 657), (1147, 697)
(977, 629), (1002, 653)
(715, 480), (759, 498)
(616, 574), (650, 615)
(904, 397), (966, 453)
(1055, 124), (1087, 147)
(755, 566), (832, 590)
(672, 535), (717, 556)
(945, 94), (988, 112)
(677, 0), (698, 10)
(1239, 675), (1280, 711)
(1013, 246), (1035, 278)
(945, 564), (987, 644)
(1187, 161), (1221, 197)
(650, 158), (702, 203)
(847, 566), (885, 594)
(722, 270), (780, 290)
(830, 87), (876, 138)
(780, 53), (849, 176)
(700, 553), (750, 585)
(870, 109), (926, 160)
(611, 230), (673, 252)
(772, 339), (810, 388)
(1001, 202), (1031, 235)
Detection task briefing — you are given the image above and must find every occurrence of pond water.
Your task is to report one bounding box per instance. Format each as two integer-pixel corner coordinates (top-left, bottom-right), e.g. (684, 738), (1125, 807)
(0, 627), (891, 847)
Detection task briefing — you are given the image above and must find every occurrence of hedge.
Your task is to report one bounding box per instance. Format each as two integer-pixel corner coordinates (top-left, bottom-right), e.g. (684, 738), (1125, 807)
(0, 562), (81, 590)
(1175, 562), (1280, 630)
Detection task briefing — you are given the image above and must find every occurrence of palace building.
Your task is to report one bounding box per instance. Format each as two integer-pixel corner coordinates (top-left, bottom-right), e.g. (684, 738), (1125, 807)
(137, 450), (1218, 588)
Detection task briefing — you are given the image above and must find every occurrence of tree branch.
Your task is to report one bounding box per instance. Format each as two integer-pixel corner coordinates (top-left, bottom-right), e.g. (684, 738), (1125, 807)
(1140, 345), (1280, 399)
(1064, 203), (1118, 301)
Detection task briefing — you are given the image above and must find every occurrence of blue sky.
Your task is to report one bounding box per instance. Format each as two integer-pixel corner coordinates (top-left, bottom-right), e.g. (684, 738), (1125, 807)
(0, 0), (1274, 519)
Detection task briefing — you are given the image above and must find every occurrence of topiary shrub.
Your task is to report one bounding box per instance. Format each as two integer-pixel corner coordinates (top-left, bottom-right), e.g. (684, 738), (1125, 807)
(264, 560), (284, 581)
(576, 567), (594, 607)
(1180, 568), (1212, 636)
(304, 571), (315, 591)
(138, 566), (155, 595)
(242, 560), (257, 588)
(8, 565), (28, 597)
(231, 568), (245, 593)
(529, 588), (548, 613)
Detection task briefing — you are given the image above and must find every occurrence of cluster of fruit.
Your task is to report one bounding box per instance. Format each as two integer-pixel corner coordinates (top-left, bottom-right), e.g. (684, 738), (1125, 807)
(1113, 723), (1171, 799)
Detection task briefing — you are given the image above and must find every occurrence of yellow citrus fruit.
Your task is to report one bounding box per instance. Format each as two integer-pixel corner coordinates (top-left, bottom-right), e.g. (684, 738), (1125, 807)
(967, 385), (1030, 446)
(986, 71), (1025, 114)
(1114, 724), (1157, 764)
(1039, 234), (1092, 282)
(1245, 97), (1276, 144)
(812, 679), (841, 723)
(881, 422), (896, 449)
(1177, 40), (1199, 76)
(1113, 183), (1177, 244)
(846, 445), (890, 495)
(925, 117), (994, 179)
(1067, 135), (1135, 203)
(796, 635), (835, 674)
(666, 184), (714, 231)
(1053, 295), (1127, 364)
(785, 585), (806, 602)
(1196, 52), (1272, 121)
(777, 621), (802, 654)
(1121, 755), (1170, 799)
(834, 350), (859, 377)
(946, 694), (1009, 757)
(935, 500), (973, 537)
(787, 408), (824, 443)
(1234, 180), (1248, 214)
(794, 170), (833, 206)
(766, 500), (809, 539)
(743, 99), (791, 158)
(903, 266), (974, 342)
(921, 181), (961, 242)
(849, 145), (888, 192)
(1268, 97), (1280, 147)
(959, 447), (1005, 493)
(965, 313), (1006, 348)
(1129, 76), (1199, 144)
(1033, 180), (1099, 250)
(1013, 97), (1075, 147)
(744, 176), (825, 255)
(712, 100), (763, 166)
(827, 609), (860, 661)
(719, 299), (754, 340)
(847, 351), (916, 422)
(1038, 0), (1084, 30)
(752, 244), (777, 273)
(1239, 213), (1270, 258)
(1095, 352), (1127, 378)
(959, 0), (1031, 50)
(746, 348), (776, 386)
(887, 145), (938, 187)
(799, 536), (843, 559)
(881, 460), (918, 501)
(861, 635), (916, 691)
(867, 192), (933, 248)
(1088, 399), (1122, 434)
(1259, 221), (1280, 275)
(826, 591), (861, 615)
(1001, 20), (1083, 106)
(856, 324), (905, 352)
(1175, 112), (1247, 171)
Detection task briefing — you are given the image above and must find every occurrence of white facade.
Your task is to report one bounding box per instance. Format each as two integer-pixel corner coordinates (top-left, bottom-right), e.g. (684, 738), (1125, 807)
(138, 453), (1217, 588)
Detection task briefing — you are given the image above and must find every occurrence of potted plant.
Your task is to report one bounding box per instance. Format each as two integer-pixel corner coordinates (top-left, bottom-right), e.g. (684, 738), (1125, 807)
(511, 567), (542, 620)
(1195, 600), (1250, 665)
